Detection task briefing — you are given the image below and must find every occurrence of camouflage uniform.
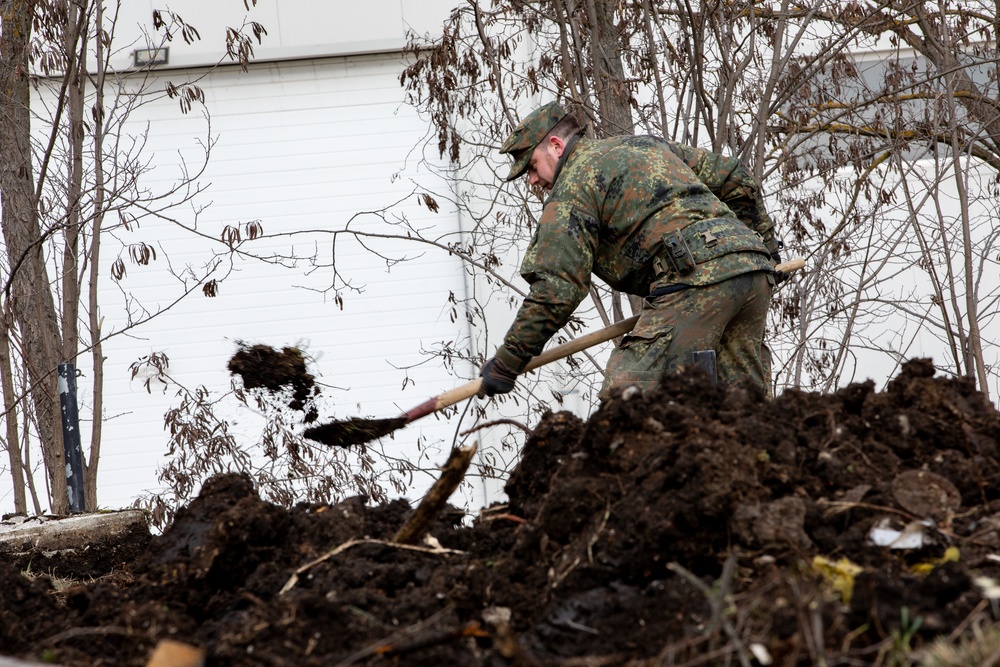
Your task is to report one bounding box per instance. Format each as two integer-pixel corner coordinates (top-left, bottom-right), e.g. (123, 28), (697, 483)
(493, 102), (781, 398)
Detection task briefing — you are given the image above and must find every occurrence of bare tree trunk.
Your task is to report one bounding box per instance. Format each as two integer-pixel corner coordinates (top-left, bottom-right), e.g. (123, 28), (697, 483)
(85, 0), (108, 511)
(585, 0), (634, 137)
(0, 309), (27, 514)
(1, 0), (69, 513)
(639, 0), (668, 132)
(63, 0), (93, 508)
(584, 0), (642, 316)
(554, 1), (586, 114)
(19, 384), (43, 516)
(931, 8), (991, 400)
(63, 0), (84, 363)
(896, 160), (964, 374)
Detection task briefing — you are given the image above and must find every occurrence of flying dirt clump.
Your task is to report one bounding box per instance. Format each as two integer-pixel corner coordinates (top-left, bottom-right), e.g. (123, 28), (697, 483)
(227, 343), (320, 422)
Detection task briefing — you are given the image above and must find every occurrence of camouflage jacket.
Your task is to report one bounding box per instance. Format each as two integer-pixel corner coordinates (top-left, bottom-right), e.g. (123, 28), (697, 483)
(496, 135), (780, 371)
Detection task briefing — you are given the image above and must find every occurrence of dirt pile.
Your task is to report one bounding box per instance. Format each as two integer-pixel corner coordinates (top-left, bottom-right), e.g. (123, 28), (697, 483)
(4, 359), (1000, 666)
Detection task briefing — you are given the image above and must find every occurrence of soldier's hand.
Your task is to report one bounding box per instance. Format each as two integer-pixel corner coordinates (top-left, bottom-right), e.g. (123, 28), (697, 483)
(478, 356), (518, 397)
(770, 251), (789, 284)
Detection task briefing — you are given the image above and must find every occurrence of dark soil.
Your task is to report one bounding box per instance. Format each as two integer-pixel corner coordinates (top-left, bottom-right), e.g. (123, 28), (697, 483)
(302, 415), (410, 449)
(4, 358), (1000, 666)
(230, 343), (408, 448)
(227, 343), (320, 422)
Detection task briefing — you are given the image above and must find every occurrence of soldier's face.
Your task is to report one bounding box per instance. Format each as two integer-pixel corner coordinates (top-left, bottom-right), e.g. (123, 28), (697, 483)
(527, 136), (564, 190)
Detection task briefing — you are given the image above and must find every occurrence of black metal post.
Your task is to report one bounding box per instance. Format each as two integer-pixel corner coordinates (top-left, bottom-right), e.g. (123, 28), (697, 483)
(58, 363), (86, 512)
(691, 350), (718, 385)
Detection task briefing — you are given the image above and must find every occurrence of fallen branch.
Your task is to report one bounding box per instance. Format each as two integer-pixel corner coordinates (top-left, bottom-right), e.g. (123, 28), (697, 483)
(480, 512), (528, 524)
(946, 598), (989, 642)
(363, 621), (487, 661)
(818, 499), (920, 521)
(555, 656), (627, 666)
(279, 538), (463, 595)
(646, 632), (713, 665)
(393, 443), (478, 545)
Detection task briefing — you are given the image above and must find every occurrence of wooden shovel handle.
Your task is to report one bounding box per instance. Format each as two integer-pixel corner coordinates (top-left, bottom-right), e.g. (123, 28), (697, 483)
(427, 257), (805, 414)
(429, 315), (639, 413)
(523, 315), (639, 372)
(776, 257), (805, 274)
(425, 380), (484, 413)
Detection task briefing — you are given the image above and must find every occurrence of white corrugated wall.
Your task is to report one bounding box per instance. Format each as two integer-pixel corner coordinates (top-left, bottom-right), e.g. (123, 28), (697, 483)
(5, 51), (492, 515)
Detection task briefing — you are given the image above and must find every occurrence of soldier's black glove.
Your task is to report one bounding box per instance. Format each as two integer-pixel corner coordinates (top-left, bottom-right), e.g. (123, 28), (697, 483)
(478, 356), (518, 397)
(770, 250), (789, 284)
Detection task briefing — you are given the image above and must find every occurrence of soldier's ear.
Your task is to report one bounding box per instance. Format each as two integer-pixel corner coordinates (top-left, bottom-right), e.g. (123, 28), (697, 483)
(548, 135), (566, 158)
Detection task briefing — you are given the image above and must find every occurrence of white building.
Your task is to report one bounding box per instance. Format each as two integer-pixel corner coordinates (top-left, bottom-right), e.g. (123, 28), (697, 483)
(5, 0), (561, 516)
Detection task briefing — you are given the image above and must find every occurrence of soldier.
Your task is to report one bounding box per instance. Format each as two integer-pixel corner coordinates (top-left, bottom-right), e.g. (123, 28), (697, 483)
(478, 101), (783, 400)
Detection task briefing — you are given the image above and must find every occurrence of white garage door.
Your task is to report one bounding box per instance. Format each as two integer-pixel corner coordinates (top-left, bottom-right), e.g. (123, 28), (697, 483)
(35, 53), (484, 514)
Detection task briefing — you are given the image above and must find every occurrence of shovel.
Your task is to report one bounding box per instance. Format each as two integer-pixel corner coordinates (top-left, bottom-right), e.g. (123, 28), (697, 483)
(303, 314), (639, 448)
(304, 258), (805, 448)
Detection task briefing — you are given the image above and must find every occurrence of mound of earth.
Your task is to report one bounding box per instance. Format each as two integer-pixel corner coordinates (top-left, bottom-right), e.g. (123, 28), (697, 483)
(4, 358), (1000, 666)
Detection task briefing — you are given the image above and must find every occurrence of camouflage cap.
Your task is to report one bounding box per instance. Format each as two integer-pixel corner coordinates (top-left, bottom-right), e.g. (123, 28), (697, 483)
(499, 101), (568, 181)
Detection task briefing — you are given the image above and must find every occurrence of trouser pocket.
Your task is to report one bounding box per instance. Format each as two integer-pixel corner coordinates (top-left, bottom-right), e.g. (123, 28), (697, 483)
(600, 322), (675, 400)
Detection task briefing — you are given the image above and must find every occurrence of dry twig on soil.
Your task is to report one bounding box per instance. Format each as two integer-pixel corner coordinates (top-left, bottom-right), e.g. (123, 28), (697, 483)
(667, 558), (753, 667)
(40, 625), (134, 646)
(329, 605), (489, 667)
(550, 502), (611, 590)
(279, 538), (463, 595)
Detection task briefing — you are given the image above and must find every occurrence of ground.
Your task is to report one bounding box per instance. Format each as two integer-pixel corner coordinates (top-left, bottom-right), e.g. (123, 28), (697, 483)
(4, 359), (1000, 666)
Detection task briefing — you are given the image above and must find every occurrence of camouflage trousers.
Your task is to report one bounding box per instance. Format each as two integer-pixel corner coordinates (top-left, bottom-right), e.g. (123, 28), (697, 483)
(600, 271), (774, 400)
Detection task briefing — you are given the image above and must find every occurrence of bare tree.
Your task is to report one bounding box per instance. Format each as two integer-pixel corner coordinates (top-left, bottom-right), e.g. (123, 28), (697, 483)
(395, 0), (999, 410)
(1, 0), (71, 512)
(762, 0), (1000, 399)
(0, 1), (268, 514)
